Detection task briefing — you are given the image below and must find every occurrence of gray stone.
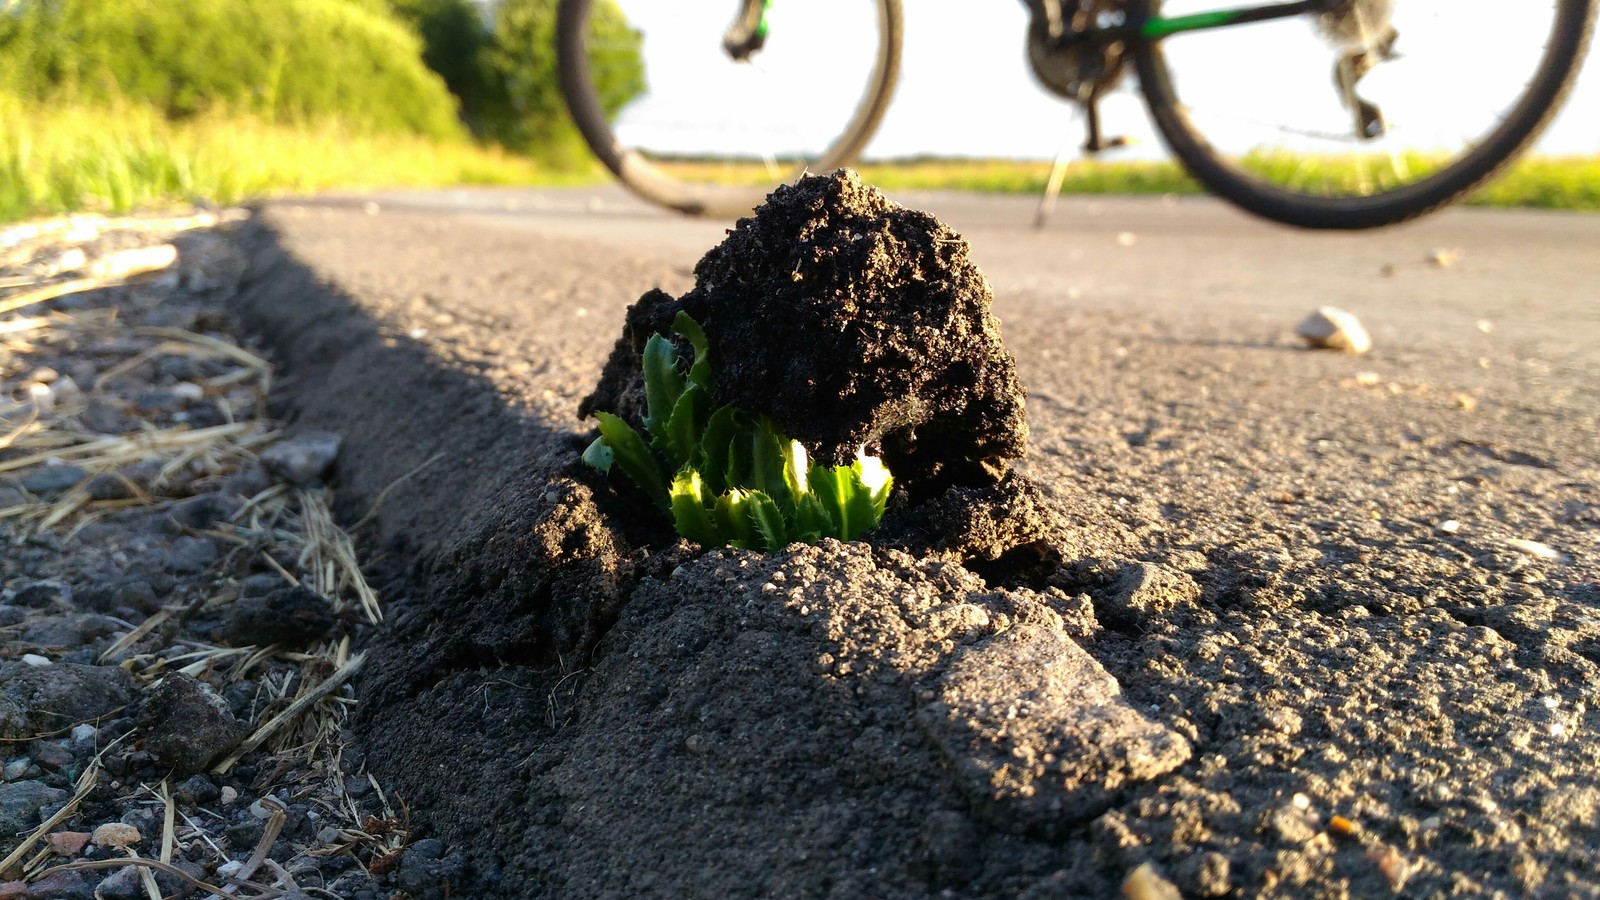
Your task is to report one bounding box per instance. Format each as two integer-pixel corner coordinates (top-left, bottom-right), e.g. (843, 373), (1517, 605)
(19, 466), (86, 494)
(166, 492), (243, 531)
(23, 869), (93, 900)
(0, 482), (23, 509)
(90, 866), (142, 900)
(85, 473), (135, 502)
(239, 573), (290, 598)
(173, 774), (220, 805)
(0, 780), (69, 835)
(161, 536), (219, 574)
(0, 606), (26, 627)
(79, 579), (160, 616)
(10, 580), (67, 609)
(918, 625), (1191, 835)
(0, 662), (138, 740)
(133, 390), (185, 413)
(137, 673), (247, 776)
(22, 614), (124, 648)
(219, 463), (273, 499)
(78, 399), (133, 435)
(260, 432), (341, 486)
(224, 585), (336, 648)
(28, 739), (72, 772)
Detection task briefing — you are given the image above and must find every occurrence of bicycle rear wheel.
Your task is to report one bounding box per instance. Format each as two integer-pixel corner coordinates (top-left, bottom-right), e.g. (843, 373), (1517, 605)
(558, 0), (903, 218)
(1132, 0), (1596, 229)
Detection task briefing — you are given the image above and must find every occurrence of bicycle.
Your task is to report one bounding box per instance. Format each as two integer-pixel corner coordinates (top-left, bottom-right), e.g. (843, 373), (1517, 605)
(557, 0), (1595, 229)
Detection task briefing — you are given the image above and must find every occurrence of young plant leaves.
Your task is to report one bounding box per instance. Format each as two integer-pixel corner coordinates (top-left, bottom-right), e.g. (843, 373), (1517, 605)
(745, 490), (789, 551)
(583, 313), (895, 551)
(594, 412), (670, 510)
(655, 383), (709, 471)
(699, 406), (739, 496)
(669, 470), (721, 548)
(713, 489), (759, 550)
(581, 436), (614, 473)
(673, 311), (713, 391)
(641, 333), (684, 437)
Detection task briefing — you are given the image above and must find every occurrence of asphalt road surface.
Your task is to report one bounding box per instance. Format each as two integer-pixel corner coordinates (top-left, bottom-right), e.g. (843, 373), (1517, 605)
(237, 186), (1600, 897)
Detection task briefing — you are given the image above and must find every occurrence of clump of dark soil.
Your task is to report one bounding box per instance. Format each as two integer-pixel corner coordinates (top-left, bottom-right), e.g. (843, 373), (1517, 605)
(582, 170), (1029, 495)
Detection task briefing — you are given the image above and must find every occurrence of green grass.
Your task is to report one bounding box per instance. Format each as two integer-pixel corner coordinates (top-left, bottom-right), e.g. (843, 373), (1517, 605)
(0, 99), (591, 224)
(9, 98), (1593, 225)
(857, 155), (1600, 212)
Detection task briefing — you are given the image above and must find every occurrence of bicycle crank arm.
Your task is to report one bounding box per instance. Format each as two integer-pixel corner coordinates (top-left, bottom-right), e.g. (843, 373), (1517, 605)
(723, 0), (770, 61)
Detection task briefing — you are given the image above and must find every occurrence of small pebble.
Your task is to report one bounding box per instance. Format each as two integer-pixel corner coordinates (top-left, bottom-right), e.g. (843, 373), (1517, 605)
(47, 831), (91, 856)
(1427, 247), (1462, 268)
(1122, 862), (1181, 900)
(1436, 520), (1461, 534)
(91, 822), (142, 848)
(20, 654), (51, 667)
(1505, 538), (1565, 561)
(220, 786), (239, 805)
(1295, 307), (1372, 354)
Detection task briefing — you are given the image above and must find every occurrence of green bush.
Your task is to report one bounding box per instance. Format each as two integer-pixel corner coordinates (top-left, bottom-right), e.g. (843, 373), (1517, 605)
(0, 0), (463, 138)
(387, 0), (643, 158)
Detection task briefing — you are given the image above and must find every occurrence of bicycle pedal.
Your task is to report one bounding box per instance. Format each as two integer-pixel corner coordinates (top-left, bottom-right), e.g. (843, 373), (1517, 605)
(1083, 135), (1135, 153)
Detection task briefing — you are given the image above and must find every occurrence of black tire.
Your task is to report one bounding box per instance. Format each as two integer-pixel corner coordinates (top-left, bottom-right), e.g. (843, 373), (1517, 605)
(1132, 0), (1596, 229)
(558, 0), (903, 218)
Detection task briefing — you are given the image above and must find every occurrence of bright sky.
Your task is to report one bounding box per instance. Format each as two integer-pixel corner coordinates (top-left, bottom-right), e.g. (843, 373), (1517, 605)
(605, 1), (1599, 162)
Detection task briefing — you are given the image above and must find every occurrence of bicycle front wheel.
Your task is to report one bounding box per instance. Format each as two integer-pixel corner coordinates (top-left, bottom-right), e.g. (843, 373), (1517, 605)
(558, 0), (903, 218)
(1132, 0), (1596, 229)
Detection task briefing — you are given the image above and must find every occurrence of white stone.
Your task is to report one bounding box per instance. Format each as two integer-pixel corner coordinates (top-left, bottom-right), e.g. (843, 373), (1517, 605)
(1295, 307), (1372, 354)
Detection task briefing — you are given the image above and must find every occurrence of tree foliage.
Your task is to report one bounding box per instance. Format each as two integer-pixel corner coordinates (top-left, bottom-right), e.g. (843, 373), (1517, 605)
(0, 0), (463, 138)
(388, 0), (644, 156)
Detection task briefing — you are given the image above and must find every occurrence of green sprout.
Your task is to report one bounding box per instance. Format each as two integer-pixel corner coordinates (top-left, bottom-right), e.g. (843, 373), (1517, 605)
(582, 312), (893, 550)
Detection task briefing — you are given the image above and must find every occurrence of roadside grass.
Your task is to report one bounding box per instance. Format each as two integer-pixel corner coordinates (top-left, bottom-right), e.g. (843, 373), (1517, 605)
(860, 155), (1600, 212)
(653, 155), (1600, 212)
(10, 98), (1594, 222)
(0, 100), (595, 224)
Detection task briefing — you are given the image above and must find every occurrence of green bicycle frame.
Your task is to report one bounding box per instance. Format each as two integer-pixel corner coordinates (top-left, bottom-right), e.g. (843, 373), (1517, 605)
(1138, 0), (1329, 39)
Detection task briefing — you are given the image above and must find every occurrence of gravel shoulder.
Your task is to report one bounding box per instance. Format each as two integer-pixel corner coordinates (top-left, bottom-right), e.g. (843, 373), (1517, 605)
(221, 192), (1599, 899)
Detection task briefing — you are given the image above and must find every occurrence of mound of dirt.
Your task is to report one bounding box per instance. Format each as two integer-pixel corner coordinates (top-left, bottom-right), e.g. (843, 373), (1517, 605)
(581, 170), (1028, 496)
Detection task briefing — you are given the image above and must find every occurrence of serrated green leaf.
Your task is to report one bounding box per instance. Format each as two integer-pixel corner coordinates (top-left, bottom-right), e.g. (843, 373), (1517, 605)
(751, 418), (791, 509)
(745, 490), (789, 551)
(699, 406), (738, 496)
(581, 436), (614, 473)
(654, 383), (708, 471)
(595, 412), (669, 509)
(782, 439), (809, 500)
(809, 464), (850, 540)
(713, 489), (757, 549)
(641, 333), (684, 437)
(673, 312), (713, 391)
(842, 467), (879, 541)
(669, 470), (721, 547)
(725, 422), (754, 492)
(792, 492), (833, 543)
(855, 451), (894, 520)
